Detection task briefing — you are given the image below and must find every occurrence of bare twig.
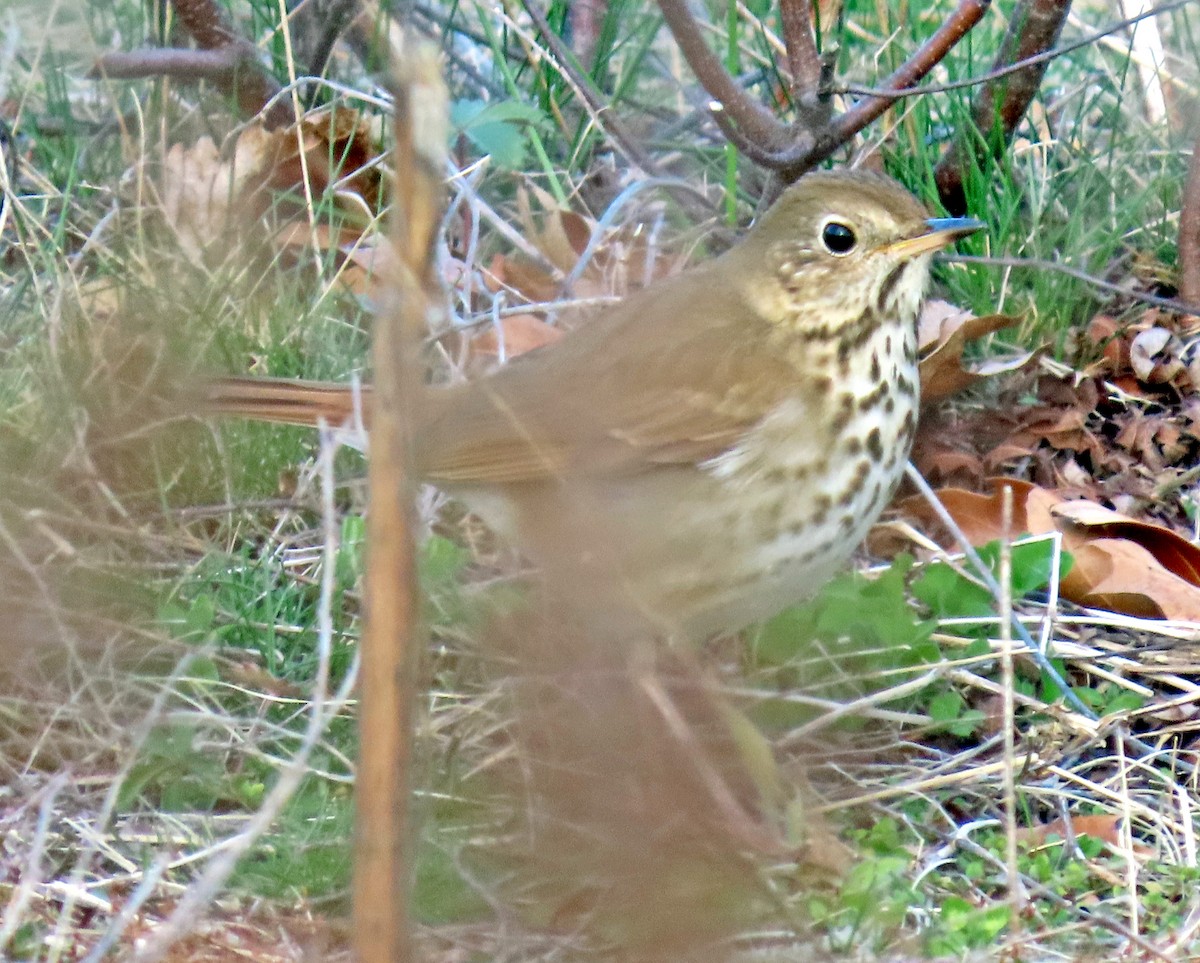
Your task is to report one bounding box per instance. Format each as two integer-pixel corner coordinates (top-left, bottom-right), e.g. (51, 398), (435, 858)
(945, 253), (1200, 315)
(659, 0), (989, 180)
(837, 0), (1196, 100)
(90, 0), (291, 128)
(818, 0), (991, 175)
(935, 0), (1071, 213)
(86, 47), (249, 82)
(998, 487), (1024, 922)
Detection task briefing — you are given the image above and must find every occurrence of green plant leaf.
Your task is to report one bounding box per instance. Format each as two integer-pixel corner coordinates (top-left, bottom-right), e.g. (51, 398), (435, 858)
(912, 539), (1069, 621)
(928, 689), (965, 724)
(450, 99), (550, 169)
(755, 554), (935, 668)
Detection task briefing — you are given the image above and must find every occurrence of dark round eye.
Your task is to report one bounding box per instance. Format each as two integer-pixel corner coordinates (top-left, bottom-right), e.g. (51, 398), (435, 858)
(821, 221), (857, 255)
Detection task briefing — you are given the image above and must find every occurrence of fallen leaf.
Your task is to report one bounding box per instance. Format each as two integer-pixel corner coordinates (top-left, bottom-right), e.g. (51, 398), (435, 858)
(1130, 327), (1181, 384)
(1018, 813), (1125, 847)
(917, 299), (974, 350)
(486, 252), (561, 303)
(922, 447), (985, 484)
(154, 107), (386, 264)
(1017, 813), (1152, 859)
(919, 313), (1028, 404)
(469, 313), (563, 360)
(1050, 500), (1200, 585)
(894, 479), (1200, 621)
(896, 479), (1039, 545)
(1060, 538), (1200, 620)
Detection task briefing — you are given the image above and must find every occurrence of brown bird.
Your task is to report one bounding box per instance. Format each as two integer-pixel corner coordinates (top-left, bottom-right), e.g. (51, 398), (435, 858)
(207, 170), (981, 640)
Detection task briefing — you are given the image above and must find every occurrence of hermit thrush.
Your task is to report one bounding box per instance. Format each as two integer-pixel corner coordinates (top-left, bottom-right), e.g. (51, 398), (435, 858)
(207, 170), (980, 639)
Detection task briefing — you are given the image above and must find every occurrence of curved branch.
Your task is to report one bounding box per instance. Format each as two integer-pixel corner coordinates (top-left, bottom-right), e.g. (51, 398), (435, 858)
(657, 0), (784, 147)
(709, 104), (814, 169)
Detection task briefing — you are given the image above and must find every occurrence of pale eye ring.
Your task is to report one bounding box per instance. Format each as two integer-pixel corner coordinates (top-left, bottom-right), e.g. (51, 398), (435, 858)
(821, 221), (857, 255)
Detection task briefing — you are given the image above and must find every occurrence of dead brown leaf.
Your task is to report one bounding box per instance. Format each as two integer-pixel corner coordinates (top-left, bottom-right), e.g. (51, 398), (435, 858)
(1060, 538), (1200, 621)
(1050, 500), (1200, 585)
(1130, 327), (1184, 386)
(486, 253), (561, 303)
(894, 479), (1200, 621)
(155, 107), (386, 264)
(469, 313), (564, 360)
(1023, 813), (1123, 847)
(918, 313), (1030, 405)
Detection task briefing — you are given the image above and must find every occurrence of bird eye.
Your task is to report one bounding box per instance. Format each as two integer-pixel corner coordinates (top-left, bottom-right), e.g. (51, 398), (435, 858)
(821, 221), (857, 255)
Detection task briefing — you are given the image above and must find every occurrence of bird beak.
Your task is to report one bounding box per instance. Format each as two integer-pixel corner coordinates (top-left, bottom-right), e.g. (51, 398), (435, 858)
(883, 216), (984, 257)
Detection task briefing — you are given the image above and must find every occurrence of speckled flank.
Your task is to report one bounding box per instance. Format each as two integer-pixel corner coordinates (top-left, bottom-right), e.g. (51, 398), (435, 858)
(679, 310), (919, 636)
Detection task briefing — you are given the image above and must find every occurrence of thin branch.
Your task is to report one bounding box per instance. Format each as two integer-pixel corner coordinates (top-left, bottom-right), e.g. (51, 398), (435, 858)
(88, 46), (249, 82)
(724, 0), (990, 180)
(945, 253), (1200, 315)
(935, 0), (1072, 213)
(836, 0), (1196, 99)
(657, 0), (783, 148)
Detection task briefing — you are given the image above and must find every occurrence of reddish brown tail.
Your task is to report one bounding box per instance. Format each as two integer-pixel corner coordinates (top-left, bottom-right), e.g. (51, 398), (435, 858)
(204, 376), (372, 428)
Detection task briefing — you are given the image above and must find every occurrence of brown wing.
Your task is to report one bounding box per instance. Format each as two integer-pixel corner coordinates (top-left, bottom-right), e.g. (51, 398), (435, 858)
(417, 268), (816, 484)
(204, 261), (821, 484)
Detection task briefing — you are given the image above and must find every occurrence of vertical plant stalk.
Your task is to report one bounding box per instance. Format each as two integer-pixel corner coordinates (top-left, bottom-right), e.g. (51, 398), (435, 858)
(779, 0), (823, 98)
(352, 38), (448, 963)
(1179, 128), (1200, 306)
(933, 0), (1071, 213)
(997, 487), (1025, 923)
